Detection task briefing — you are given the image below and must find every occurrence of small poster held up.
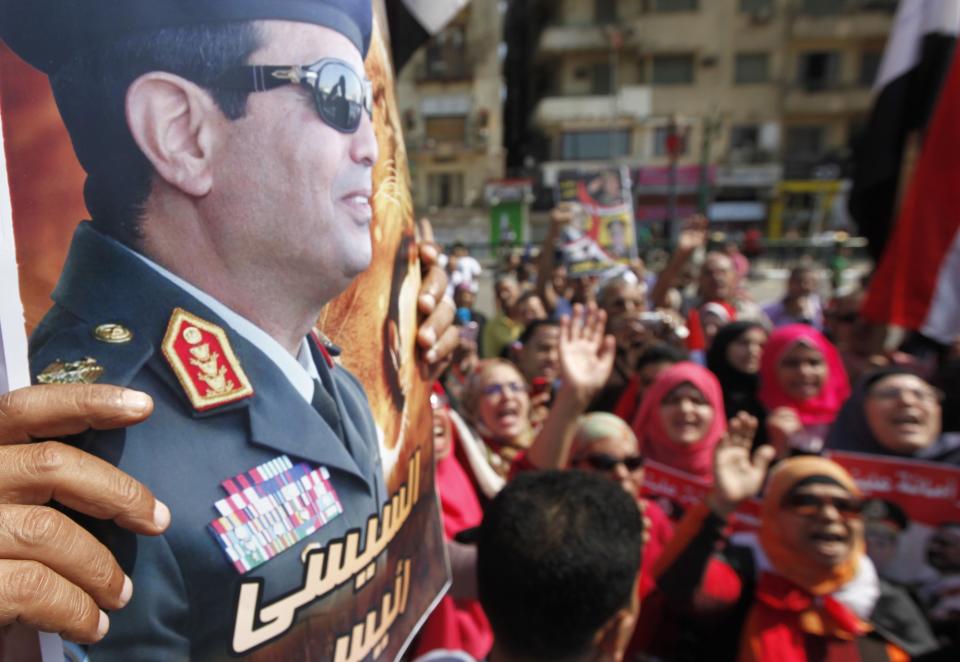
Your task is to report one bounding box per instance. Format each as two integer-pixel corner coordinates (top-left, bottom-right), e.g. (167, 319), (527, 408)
(556, 166), (638, 262)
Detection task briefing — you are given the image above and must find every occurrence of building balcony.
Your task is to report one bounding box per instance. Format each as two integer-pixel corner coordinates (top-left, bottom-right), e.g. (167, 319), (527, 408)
(405, 133), (490, 157)
(532, 86), (652, 127)
(536, 24), (613, 54)
(787, 10), (893, 41)
(783, 84), (873, 116)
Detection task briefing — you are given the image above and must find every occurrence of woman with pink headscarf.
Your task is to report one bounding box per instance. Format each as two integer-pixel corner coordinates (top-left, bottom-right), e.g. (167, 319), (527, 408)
(759, 324), (850, 456)
(630, 361), (727, 483)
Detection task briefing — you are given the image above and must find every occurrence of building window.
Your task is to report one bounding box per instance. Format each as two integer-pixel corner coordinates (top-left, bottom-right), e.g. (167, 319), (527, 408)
(735, 53), (770, 84)
(591, 62), (613, 94)
(653, 126), (688, 157)
(730, 125), (760, 151)
(785, 125), (826, 162)
(425, 116), (467, 144)
(595, 0), (617, 23)
(859, 51), (882, 87)
(652, 55), (695, 85)
(427, 172), (465, 207)
(653, 0), (698, 11)
(739, 0), (772, 12)
(799, 0), (842, 14)
(424, 25), (467, 80)
(561, 130), (631, 160)
(797, 51), (841, 91)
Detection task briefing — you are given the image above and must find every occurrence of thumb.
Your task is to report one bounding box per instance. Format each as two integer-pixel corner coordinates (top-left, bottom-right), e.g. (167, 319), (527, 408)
(751, 445), (777, 475)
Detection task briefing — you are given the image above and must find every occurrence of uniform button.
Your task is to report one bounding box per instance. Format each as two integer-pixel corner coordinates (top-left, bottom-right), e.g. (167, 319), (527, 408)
(93, 323), (134, 343)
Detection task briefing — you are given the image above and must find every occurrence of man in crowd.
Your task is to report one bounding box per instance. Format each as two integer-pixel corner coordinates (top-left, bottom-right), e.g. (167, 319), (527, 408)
(477, 470), (643, 662)
(482, 275), (524, 358)
(2, 0), (455, 657)
(763, 263), (824, 330)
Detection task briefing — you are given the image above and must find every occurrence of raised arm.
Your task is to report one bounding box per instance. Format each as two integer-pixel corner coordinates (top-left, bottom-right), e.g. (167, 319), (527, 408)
(649, 215), (707, 308)
(523, 303), (615, 470)
(536, 204), (574, 314)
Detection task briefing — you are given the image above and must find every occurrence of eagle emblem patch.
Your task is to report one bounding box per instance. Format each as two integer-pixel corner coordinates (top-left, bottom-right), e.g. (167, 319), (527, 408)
(161, 307), (254, 411)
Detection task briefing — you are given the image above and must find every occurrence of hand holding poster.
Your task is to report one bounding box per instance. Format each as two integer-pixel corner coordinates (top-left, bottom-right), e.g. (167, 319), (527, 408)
(1, 1), (448, 659)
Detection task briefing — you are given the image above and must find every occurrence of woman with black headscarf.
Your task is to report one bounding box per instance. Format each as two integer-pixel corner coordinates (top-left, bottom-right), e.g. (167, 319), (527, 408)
(707, 321), (768, 437)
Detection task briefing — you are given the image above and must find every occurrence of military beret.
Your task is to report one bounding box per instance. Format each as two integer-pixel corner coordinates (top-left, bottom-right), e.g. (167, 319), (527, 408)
(0, 0), (372, 75)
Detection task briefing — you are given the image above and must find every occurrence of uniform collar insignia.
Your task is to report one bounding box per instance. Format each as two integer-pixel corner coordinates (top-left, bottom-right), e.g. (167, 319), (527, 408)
(36, 357), (104, 384)
(310, 329), (341, 368)
(162, 307), (254, 412)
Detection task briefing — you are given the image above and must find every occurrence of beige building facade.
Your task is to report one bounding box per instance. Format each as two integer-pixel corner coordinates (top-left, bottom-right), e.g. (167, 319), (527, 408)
(505, 0), (896, 235)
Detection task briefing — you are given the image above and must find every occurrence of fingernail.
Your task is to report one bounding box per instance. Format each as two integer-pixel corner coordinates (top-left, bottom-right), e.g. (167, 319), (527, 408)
(118, 575), (133, 607)
(420, 328), (436, 346)
(419, 293), (436, 311)
(426, 349), (438, 363)
(153, 501), (171, 529)
(97, 610), (110, 639)
(122, 390), (152, 414)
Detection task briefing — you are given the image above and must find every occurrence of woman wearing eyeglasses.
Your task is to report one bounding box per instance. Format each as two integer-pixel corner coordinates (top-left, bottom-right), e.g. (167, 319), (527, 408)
(456, 304), (616, 502)
(824, 367), (957, 465)
(652, 417), (938, 661)
(629, 361), (727, 483)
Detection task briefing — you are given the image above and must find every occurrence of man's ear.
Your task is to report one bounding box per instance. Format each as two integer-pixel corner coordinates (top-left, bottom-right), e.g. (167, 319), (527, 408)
(593, 575), (640, 662)
(125, 72), (223, 197)
(592, 606), (636, 662)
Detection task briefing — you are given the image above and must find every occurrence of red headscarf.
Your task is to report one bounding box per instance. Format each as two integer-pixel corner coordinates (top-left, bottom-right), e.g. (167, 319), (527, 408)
(630, 361), (726, 481)
(759, 324), (850, 426)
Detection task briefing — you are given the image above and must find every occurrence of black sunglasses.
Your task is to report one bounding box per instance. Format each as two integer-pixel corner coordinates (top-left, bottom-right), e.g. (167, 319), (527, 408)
(783, 493), (863, 519)
(218, 58), (373, 133)
(574, 452), (645, 472)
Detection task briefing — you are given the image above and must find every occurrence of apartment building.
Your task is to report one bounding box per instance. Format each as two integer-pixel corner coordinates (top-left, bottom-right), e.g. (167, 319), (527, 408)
(503, 0), (897, 237)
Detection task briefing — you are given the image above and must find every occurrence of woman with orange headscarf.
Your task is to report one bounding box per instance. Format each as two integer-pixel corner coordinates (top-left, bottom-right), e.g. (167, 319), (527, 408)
(649, 415), (938, 661)
(630, 361), (727, 482)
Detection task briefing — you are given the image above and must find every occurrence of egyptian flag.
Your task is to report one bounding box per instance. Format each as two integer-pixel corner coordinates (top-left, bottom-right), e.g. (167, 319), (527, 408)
(849, 0), (960, 262)
(861, 40), (960, 345)
(386, 0), (470, 71)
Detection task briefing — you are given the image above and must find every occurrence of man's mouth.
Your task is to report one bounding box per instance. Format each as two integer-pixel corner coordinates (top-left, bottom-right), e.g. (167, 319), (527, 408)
(340, 191), (372, 221)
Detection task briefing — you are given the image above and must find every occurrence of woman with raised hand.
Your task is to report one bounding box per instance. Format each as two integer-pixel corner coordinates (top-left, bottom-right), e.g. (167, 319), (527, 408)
(759, 323), (850, 456)
(457, 304), (615, 501)
(652, 415), (938, 661)
(629, 361), (727, 483)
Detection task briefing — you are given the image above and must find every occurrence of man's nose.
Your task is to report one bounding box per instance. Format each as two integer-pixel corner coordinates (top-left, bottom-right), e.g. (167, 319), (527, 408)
(350, 111), (379, 166)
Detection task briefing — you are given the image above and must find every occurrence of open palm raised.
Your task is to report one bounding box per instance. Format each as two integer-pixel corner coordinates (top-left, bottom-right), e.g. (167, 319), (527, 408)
(558, 303), (616, 407)
(709, 413), (777, 516)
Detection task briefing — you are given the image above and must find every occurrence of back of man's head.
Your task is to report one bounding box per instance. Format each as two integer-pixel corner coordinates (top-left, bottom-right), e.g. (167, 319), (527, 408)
(478, 470), (643, 661)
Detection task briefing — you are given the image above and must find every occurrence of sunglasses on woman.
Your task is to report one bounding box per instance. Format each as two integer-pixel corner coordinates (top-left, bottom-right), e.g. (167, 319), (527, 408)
(219, 58), (373, 133)
(573, 453), (645, 472)
(783, 493), (863, 519)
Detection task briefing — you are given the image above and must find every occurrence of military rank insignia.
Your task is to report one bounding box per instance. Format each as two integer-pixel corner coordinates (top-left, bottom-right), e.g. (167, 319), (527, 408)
(208, 455), (344, 574)
(161, 308), (254, 411)
(36, 357), (104, 384)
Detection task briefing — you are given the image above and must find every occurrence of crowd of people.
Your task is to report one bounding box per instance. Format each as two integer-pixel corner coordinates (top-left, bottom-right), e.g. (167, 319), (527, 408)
(417, 205), (960, 661)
